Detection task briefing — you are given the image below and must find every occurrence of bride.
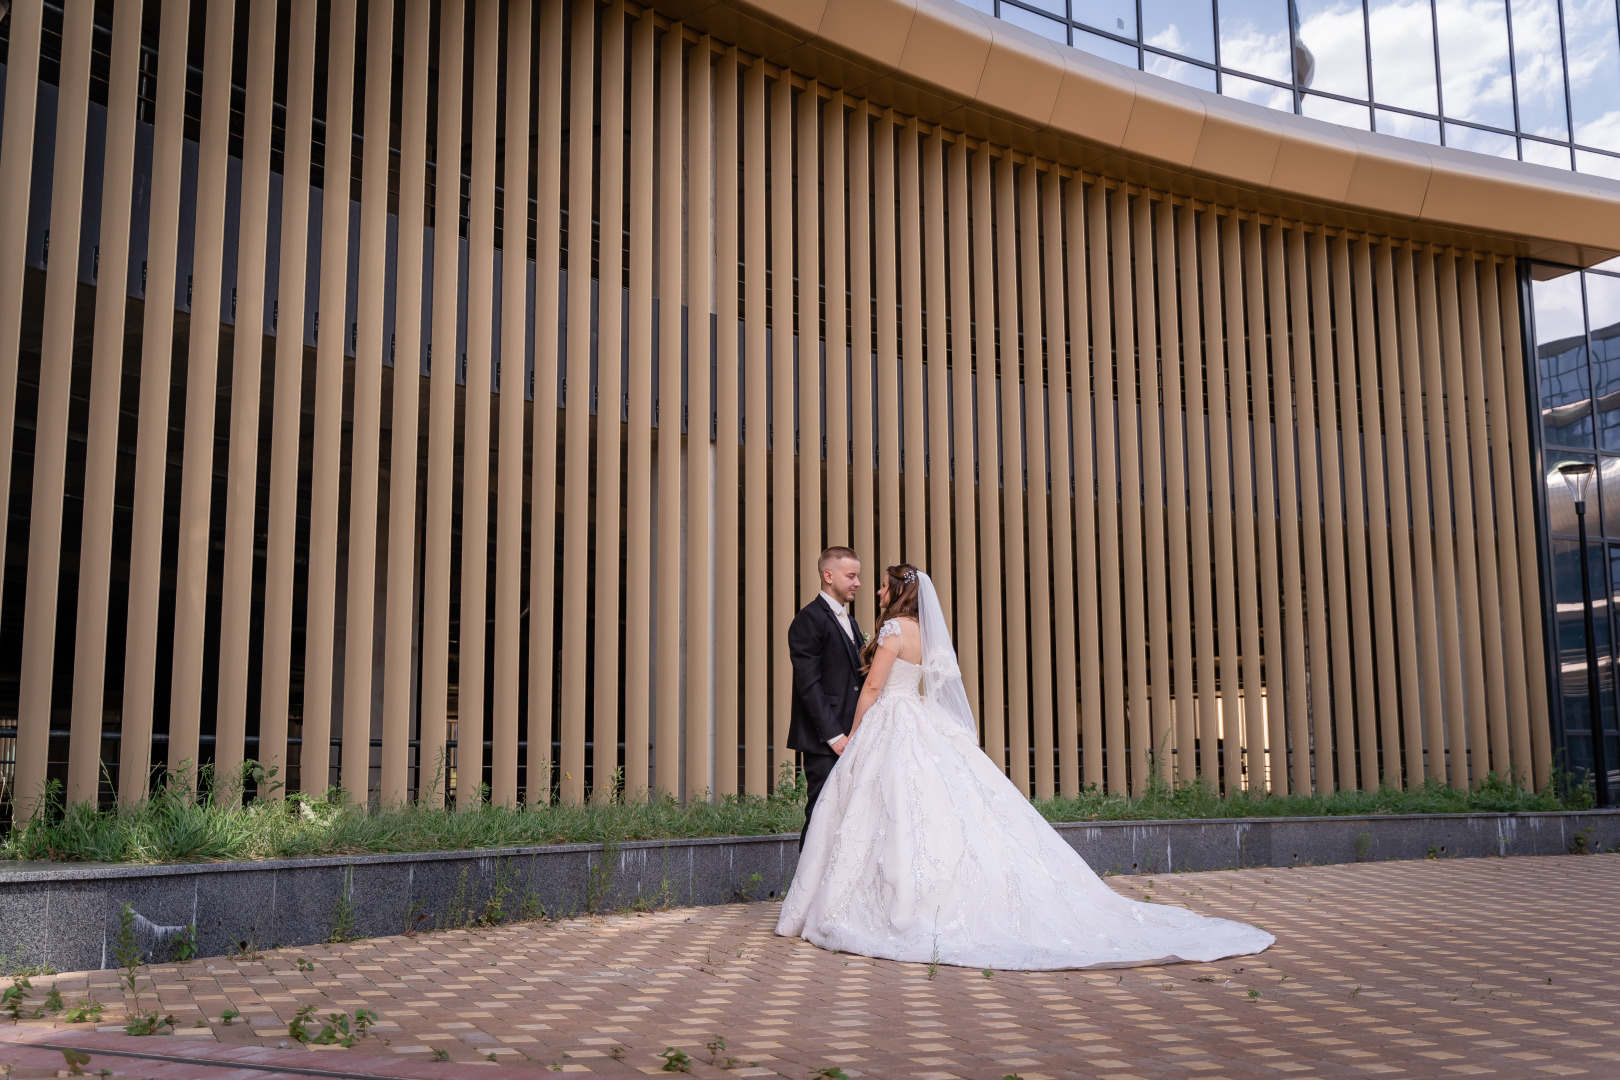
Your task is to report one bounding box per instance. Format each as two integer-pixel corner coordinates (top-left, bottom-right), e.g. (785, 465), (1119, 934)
(776, 563), (1274, 970)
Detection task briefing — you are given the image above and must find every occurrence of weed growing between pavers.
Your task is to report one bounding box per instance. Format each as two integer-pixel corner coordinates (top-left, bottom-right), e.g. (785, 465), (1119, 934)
(3, 760), (1585, 865)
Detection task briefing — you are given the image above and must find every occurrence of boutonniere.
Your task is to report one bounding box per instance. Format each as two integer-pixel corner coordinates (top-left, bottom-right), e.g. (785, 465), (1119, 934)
(862, 631), (871, 645)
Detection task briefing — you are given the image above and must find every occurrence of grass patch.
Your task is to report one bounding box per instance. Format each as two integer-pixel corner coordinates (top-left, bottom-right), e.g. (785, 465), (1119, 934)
(1033, 772), (1579, 823)
(0, 763), (1587, 866)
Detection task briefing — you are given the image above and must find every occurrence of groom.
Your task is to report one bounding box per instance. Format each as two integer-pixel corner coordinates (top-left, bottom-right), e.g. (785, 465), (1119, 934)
(787, 547), (865, 851)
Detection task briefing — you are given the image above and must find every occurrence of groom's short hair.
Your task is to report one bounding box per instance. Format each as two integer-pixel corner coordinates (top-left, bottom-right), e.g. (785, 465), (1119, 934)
(818, 546), (859, 577)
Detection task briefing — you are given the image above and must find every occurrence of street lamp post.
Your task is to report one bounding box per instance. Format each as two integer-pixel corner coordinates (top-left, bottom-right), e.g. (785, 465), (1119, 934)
(1557, 461), (1611, 808)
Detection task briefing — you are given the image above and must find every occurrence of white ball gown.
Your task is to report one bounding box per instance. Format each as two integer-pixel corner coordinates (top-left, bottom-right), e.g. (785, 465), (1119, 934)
(776, 573), (1274, 971)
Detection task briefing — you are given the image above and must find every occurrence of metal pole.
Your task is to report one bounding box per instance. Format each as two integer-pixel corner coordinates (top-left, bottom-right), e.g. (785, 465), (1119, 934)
(1575, 500), (1611, 807)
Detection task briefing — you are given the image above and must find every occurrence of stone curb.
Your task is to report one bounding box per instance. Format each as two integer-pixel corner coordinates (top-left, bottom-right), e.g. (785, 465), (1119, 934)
(1, 810), (1615, 973)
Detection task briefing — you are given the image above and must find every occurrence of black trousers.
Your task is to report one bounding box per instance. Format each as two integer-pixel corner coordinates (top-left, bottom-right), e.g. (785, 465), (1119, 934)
(799, 749), (838, 852)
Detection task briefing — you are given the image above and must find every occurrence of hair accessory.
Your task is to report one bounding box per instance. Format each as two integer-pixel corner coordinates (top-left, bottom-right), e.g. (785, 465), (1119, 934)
(901, 568), (917, 585)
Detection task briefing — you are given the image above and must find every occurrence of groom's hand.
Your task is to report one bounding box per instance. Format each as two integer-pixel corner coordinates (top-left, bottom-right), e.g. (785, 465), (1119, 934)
(829, 735), (849, 755)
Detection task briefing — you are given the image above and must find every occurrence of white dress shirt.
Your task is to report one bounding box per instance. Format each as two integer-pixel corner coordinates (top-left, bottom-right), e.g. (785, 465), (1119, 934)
(820, 591), (855, 746)
(821, 590), (855, 642)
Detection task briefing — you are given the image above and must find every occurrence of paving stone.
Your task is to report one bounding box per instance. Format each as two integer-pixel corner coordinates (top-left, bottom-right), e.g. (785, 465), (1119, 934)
(0, 854), (1615, 1077)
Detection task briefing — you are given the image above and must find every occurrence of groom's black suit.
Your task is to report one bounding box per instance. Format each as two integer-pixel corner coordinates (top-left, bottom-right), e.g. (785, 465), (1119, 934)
(787, 595), (865, 851)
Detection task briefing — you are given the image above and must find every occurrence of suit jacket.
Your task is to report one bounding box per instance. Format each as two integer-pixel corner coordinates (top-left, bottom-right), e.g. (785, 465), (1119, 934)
(787, 596), (866, 756)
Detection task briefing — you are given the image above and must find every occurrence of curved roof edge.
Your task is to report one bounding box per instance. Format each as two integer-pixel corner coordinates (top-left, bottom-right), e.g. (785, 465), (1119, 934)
(674, 0), (1620, 265)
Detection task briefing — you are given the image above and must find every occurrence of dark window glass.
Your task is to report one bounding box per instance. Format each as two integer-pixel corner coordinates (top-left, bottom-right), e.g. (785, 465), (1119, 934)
(1535, 272), (1593, 446)
(1590, 276), (1620, 449)
(1556, 540), (1596, 777)
(1548, 453), (1597, 534)
(1601, 457), (1620, 537)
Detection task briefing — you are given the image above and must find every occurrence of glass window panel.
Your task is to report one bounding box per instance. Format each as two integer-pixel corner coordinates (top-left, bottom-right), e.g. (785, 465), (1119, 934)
(1222, 72), (1296, 110)
(1144, 0), (1217, 62)
(1521, 138), (1573, 168)
(997, 2), (1070, 42)
(1607, 548), (1620, 782)
(1555, 540), (1595, 777)
(1444, 122), (1517, 156)
(1302, 93), (1372, 127)
(1564, 0), (1620, 152)
(1576, 149), (1620, 179)
(1603, 457), (1620, 536)
(1295, 0), (1369, 99)
(1219, 0), (1294, 82)
(1548, 454), (1598, 534)
(1147, 53), (1220, 89)
(1074, 0), (1139, 38)
(1598, 256), (1620, 273)
(1508, 0), (1570, 140)
(1368, 0), (1439, 112)
(961, 0), (996, 12)
(1434, 0), (1517, 131)
(1375, 109), (1441, 142)
(1535, 269), (1588, 344)
(1074, 27), (1143, 65)
(1591, 273), (1620, 331)
(1561, 540), (1620, 790)
(1536, 272), (1593, 448)
(1597, 543), (1620, 772)
(1590, 275), (1620, 450)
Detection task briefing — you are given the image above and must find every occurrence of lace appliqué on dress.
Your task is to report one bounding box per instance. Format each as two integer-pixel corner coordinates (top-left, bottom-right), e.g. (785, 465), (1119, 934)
(877, 619), (903, 647)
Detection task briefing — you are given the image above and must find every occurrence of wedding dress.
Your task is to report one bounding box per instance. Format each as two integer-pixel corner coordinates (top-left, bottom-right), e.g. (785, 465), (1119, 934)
(776, 573), (1274, 970)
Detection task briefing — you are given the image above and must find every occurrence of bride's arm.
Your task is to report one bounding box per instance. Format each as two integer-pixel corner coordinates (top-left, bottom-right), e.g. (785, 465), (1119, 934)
(849, 644), (898, 738)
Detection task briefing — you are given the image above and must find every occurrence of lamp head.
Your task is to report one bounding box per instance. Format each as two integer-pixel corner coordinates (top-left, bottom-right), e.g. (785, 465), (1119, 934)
(1558, 460), (1597, 507)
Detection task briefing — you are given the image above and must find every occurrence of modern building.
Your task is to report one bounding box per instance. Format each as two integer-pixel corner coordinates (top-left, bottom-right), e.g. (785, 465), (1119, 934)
(1, 0), (1618, 813)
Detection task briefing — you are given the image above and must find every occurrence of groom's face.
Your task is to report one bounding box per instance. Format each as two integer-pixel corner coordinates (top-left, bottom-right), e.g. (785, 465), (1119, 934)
(823, 558), (861, 605)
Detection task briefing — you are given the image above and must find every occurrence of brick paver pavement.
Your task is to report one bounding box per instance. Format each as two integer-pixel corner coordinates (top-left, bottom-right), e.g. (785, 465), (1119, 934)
(3, 854), (1616, 1079)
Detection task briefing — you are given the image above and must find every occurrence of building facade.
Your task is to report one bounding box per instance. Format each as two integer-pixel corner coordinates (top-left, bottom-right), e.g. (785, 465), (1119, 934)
(0, 0), (1618, 812)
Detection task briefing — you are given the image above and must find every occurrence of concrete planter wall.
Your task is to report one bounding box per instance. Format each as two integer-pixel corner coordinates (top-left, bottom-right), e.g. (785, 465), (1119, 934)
(1, 809), (1615, 974)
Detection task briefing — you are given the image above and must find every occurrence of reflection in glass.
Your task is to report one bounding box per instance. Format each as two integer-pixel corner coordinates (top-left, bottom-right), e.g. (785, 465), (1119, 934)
(1074, 0), (1139, 37)
(1598, 542), (1620, 787)
(1536, 271), (1592, 447)
(1222, 72), (1296, 109)
(1522, 138), (1574, 168)
(1554, 540), (1596, 782)
(1146, 53), (1220, 89)
(1606, 547), (1620, 784)
(1564, 0), (1620, 153)
(1368, 0), (1439, 111)
(1435, 0), (1516, 130)
(1219, 0), (1294, 82)
(1602, 457), (1620, 537)
(1575, 150), (1620, 179)
(1375, 109), (1441, 142)
(1509, 0), (1571, 140)
(1549, 454), (1598, 533)
(1534, 270), (1587, 344)
(1295, 0), (1370, 99)
(1589, 276), (1620, 450)
(998, 1), (1070, 41)
(1302, 94), (1372, 127)
(1074, 26), (1142, 64)
(1444, 123), (1517, 157)
(1143, 0), (1217, 62)
(1586, 271), (1620, 331)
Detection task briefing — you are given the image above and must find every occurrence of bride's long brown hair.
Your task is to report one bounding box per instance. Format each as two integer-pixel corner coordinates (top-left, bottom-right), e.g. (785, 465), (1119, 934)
(860, 563), (922, 672)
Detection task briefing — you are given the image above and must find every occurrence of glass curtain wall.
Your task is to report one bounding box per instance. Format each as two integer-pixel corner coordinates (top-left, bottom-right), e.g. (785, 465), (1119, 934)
(977, 0), (1620, 185)
(1531, 262), (1620, 794)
